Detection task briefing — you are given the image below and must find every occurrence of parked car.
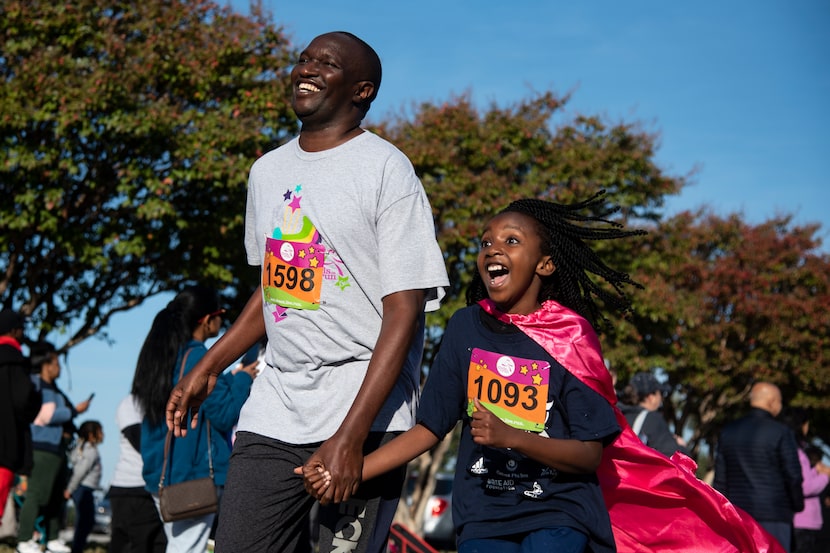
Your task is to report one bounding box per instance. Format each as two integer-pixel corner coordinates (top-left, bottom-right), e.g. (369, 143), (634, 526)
(422, 473), (454, 550)
(92, 493), (111, 535)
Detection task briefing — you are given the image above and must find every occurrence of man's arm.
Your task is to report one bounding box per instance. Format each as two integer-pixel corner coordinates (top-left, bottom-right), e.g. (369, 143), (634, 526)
(308, 288), (427, 504)
(166, 285), (266, 436)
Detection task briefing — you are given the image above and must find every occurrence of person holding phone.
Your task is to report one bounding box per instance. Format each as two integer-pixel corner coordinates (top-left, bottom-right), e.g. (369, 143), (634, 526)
(17, 341), (91, 553)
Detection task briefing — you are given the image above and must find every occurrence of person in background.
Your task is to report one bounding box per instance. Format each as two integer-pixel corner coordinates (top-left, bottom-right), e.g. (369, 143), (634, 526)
(64, 420), (103, 553)
(619, 371), (690, 458)
(134, 285), (255, 553)
(17, 341), (91, 553)
(165, 31), (448, 553)
(108, 394), (166, 553)
(714, 382), (804, 552)
(0, 309), (41, 536)
(783, 408), (830, 553)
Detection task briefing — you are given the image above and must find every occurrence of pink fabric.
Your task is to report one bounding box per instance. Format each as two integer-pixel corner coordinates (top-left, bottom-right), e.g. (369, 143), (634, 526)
(0, 336), (21, 351)
(794, 448), (829, 531)
(0, 467), (13, 519)
(479, 299), (786, 553)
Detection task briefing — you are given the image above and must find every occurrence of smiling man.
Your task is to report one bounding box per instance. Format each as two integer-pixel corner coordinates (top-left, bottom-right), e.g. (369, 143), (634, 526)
(165, 32), (448, 553)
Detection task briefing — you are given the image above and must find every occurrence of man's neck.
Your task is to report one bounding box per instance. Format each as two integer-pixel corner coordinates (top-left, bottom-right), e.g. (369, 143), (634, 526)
(298, 124), (364, 152)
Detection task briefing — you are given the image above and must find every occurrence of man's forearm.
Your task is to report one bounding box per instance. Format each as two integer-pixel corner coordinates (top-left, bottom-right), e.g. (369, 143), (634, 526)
(334, 289), (427, 442)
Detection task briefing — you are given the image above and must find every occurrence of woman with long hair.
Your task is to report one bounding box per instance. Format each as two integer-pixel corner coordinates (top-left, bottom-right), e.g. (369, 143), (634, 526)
(132, 285), (256, 553)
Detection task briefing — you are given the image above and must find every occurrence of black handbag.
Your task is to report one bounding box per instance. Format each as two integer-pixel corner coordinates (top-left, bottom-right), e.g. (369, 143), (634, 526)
(157, 349), (218, 523)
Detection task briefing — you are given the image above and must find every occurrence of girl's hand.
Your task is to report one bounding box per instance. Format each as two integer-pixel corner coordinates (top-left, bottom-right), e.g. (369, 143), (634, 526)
(469, 397), (517, 448)
(293, 462), (332, 500)
(63, 490), (71, 500)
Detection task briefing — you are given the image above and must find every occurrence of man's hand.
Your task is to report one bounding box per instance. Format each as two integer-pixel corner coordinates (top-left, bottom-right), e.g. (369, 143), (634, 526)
(166, 368), (218, 437)
(294, 462), (332, 499)
(304, 433), (363, 505)
(469, 397), (517, 449)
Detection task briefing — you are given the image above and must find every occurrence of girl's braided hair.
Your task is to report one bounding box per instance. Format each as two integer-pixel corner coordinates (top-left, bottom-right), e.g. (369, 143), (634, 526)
(466, 190), (646, 330)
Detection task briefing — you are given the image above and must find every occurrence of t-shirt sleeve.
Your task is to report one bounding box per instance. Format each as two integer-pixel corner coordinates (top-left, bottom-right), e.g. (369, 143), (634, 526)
(416, 315), (466, 438)
(375, 156), (447, 311)
(562, 372), (620, 444)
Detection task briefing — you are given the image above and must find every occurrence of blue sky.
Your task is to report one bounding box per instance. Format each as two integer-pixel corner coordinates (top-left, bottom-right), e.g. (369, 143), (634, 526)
(51, 0), (828, 486)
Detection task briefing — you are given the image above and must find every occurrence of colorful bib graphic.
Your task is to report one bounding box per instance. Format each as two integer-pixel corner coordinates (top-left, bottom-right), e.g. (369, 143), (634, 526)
(262, 238), (325, 310)
(261, 186), (349, 316)
(466, 347), (549, 432)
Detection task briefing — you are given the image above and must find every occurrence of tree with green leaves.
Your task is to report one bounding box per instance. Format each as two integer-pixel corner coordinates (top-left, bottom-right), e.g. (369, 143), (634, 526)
(376, 92), (684, 360)
(611, 210), (830, 460)
(1, 0), (296, 348)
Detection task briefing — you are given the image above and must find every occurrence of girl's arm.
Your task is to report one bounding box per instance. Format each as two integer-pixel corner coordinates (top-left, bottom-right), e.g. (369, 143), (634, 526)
(364, 424), (440, 481)
(469, 398), (602, 474)
(298, 423), (441, 503)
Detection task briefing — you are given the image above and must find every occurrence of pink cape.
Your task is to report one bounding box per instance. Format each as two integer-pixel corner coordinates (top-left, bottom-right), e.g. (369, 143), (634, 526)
(479, 299), (785, 553)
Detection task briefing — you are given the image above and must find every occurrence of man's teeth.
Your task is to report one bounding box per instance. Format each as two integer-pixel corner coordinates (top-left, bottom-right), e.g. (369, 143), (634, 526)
(487, 264), (506, 272)
(298, 82), (320, 92)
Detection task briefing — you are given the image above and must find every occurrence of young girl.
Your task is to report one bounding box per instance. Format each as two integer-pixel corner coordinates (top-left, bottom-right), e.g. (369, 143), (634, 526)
(303, 193), (644, 552)
(304, 193), (791, 553)
(65, 420), (103, 553)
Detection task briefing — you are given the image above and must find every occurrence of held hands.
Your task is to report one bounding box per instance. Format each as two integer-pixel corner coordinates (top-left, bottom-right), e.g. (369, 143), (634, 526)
(294, 462), (332, 501)
(292, 432), (363, 506)
(304, 434), (363, 506)
(469, 397), (517, 448)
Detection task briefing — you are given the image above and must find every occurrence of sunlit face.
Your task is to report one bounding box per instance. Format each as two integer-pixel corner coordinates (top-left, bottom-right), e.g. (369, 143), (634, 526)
(290, 33), (366, 126)
(476, 211), (554, 315)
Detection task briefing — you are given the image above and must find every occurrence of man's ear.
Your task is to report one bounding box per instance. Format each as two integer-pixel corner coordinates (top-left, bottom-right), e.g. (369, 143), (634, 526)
(537, 256), (555, 277)
(354, 81), (375, 102)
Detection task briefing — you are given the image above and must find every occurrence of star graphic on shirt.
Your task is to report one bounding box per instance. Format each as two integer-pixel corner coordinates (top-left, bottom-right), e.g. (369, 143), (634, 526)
(295, 185), (302, 194)
(298, 249), (306, 259)
(520, 365), (529, 375)
(532, 373), (543, 386)
(309, 257), (319, 268)
(283, 189), (293, 201)
(272, 305), (287, 323)
(335, 276), (350, 290)
(531, 362), (539, 371)
(289, 195), (302, 212)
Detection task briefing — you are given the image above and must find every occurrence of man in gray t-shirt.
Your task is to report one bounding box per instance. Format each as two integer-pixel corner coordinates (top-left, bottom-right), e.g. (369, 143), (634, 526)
(166, 32), (448, 553)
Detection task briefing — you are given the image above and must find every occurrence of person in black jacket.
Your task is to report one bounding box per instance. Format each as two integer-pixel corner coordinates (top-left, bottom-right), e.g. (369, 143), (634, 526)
(619, 371), (690, 458)
(714, 381), (804, 552)
(0, 309), (42, 525)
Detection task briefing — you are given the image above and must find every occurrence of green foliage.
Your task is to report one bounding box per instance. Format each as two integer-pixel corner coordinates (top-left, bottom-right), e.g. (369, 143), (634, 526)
(375, 92), (683, 364)
(1, 0), (297, 347)
(3, 0), (828, 467)
(611, 210), (830, 452)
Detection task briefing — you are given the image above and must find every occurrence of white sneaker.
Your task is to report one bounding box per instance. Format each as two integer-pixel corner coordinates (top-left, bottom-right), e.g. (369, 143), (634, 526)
(16, 540), (43, 553)
(46, 540), (70, 553)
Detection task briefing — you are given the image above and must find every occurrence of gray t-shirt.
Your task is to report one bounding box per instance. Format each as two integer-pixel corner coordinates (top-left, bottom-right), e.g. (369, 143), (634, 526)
(240, 131), (449, 444)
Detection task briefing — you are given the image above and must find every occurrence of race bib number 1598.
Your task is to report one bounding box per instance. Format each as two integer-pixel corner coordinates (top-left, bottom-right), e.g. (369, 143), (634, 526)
(262, 237), (326, 310)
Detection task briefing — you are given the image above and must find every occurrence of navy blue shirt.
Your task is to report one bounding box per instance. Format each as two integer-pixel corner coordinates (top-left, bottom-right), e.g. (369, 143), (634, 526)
(418, 306), (619, 551)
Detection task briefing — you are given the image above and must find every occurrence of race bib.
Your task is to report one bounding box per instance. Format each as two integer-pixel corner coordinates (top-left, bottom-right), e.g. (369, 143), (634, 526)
(466, 347), (549, 432)
(262, 237), (326, 310)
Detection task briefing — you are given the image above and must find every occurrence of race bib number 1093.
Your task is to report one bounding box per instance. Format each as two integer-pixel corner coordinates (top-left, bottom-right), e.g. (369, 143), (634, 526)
(466, 347), (550, 433)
